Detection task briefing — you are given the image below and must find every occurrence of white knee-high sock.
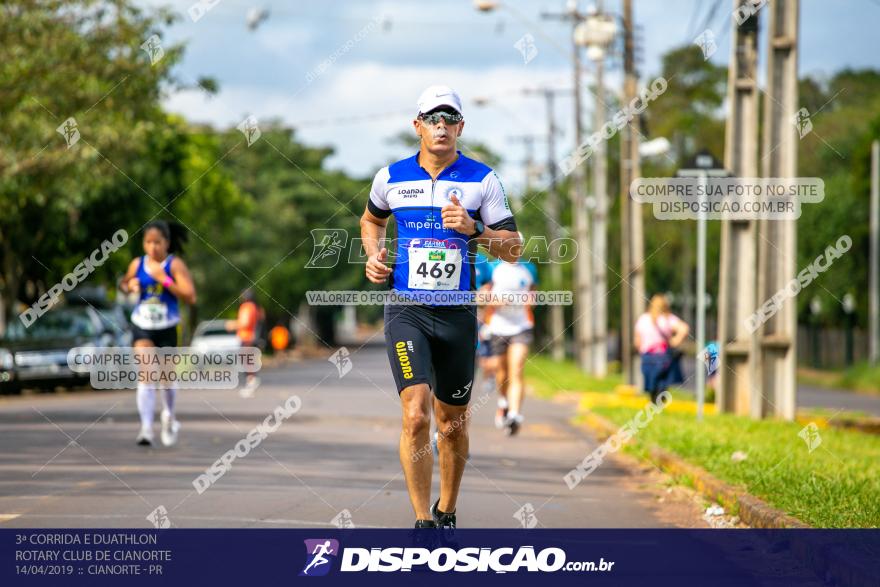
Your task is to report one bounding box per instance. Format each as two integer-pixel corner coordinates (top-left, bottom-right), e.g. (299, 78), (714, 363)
(136, 383), (156, 429)
(161, 386), (177, 417)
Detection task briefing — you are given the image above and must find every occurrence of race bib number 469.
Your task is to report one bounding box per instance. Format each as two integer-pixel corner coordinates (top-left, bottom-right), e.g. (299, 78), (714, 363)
(408, 240), (462, 290)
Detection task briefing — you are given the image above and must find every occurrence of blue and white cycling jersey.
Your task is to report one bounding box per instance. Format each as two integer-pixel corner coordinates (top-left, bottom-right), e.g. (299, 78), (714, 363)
(368, 151), (517, 297)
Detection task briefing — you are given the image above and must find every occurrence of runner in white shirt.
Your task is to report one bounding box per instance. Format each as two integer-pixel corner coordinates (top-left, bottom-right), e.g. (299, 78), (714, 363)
(487, 258), (537, 436)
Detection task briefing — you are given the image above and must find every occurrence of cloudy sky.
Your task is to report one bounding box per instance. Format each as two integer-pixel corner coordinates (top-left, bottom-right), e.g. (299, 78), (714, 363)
(144, 0), (880, 190)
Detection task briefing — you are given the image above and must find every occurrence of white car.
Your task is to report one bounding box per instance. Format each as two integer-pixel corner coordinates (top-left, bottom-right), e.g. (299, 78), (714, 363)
(191, 320), (240, 352)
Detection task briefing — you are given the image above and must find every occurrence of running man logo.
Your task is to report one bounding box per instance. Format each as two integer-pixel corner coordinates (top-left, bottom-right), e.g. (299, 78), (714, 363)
(56, 117), (80, 149)
(395, 340), (414, 380)
(792, 107), (813, 139)
(329, 347), (352, 378)
(693, 29), (717, 61)
(140, 34), (164, 66)
(513, 33), (538, 65)
(798, 422), (822, 453)
(330, 509), (355, 529)
(428, 250), (446, 261)
(513, 503), (539, 529)
(306, 229), (348, 269)
(699, 342), (719, 377)
(300, 539), (339, 577)
(146, 505), (171, 529)
(237, 114), (261, 146)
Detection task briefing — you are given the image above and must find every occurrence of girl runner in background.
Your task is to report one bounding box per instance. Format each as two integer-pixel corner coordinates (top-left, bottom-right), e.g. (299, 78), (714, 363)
(487, 256), (538, 436)
(120, 221), (196, 447)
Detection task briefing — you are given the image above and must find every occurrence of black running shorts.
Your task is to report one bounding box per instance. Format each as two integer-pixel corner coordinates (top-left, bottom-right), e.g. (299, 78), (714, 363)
(384, 304), (477, 406)
(131, 324), (178, 347)
(490, 329), (534, 356)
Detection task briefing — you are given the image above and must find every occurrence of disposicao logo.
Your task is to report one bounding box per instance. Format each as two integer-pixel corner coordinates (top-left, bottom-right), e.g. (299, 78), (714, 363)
(301, 539), (339, 576)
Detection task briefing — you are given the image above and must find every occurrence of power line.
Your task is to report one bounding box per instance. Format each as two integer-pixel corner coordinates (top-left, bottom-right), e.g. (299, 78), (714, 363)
(684, 0), (702, 41)
(696, 0), (724, 36)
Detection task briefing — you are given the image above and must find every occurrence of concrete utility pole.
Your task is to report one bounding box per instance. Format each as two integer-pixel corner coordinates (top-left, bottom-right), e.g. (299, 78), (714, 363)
(619, 0), (645, 387)
(524, 87), (568, 361)
(758, 0), (799, 420)
(717, 0), (761, 416)
(870, 140), (879, 365)
(587, 1), (610, 377)
(571, 1), (618, 376)
(543, 2), (594, 372)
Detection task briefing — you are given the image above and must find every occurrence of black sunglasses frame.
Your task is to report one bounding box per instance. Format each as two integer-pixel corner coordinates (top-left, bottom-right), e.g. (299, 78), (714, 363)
(419, 111), (463, 125)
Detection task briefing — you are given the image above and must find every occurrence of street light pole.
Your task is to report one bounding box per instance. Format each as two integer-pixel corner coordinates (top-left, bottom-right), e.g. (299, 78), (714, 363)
(570, 25), (594, 373)
(542, 2), (594, 372)
(678, 151), (728, 421)
(530, 88), (568, 361)
(572, 3), (618, 377)
(620, 0), (644, 388)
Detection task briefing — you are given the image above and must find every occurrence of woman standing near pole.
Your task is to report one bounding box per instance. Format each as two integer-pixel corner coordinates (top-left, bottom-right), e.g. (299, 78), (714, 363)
(634, 294), (688, 404)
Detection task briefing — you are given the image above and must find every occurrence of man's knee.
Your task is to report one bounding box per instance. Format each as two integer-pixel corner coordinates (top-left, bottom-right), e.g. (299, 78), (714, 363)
(401, 385), (431, 437)
(402, 412), (430, 438)
(435, 408), (469, 441)
(438, 420), (467, 442)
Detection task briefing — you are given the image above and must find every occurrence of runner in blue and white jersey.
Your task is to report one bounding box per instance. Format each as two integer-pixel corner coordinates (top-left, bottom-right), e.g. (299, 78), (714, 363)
(360, 85), (522, 529)
(120, 221), (196, 448)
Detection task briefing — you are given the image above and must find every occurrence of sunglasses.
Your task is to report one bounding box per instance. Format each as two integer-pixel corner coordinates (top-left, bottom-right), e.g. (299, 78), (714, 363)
(419, 111), (463, 125)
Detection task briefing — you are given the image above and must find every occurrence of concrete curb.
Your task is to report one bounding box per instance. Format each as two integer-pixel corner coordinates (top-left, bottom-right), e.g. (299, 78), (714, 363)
(578, 410), (809, 529)
(646, 447), (809, 529)
(828, 417), (880, 435)
(579, 411), (879, 586)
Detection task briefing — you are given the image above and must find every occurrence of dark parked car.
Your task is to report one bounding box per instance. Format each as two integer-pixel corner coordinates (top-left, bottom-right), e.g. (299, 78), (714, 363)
(0, 305), (118, 394)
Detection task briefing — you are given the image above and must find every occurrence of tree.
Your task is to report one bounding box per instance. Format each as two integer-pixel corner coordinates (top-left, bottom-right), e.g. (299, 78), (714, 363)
(0, 0), (180, 323)
(796, 69), (880, 328)
(202, 123), (367, 342)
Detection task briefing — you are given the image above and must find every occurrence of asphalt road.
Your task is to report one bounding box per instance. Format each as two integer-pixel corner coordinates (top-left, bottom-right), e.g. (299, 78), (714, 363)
(0, 346), (687, 529)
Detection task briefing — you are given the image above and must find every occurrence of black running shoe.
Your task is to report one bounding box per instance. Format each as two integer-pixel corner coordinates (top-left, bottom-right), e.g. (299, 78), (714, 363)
(505, 414), (523, 437)
(431, 499), (456, 529)
(414, 519), (436, 529)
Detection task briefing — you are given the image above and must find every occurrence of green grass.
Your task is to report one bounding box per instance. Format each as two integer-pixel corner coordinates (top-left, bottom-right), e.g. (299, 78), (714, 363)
(524, 354), (623, 398)
(798, 362), (880, 395)
(591, 405), (880, 527)
(838, 362), (880, 394)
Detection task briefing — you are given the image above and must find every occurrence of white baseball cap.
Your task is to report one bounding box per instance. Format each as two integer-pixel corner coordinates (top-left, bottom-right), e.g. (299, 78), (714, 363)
(416, 85), (463, 116)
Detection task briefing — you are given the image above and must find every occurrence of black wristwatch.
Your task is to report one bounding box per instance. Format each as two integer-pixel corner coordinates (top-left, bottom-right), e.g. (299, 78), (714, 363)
(470, 220), (485, 238)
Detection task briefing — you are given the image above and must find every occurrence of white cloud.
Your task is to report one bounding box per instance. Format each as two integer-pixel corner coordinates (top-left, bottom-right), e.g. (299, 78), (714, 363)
(163, 62), (575, 188)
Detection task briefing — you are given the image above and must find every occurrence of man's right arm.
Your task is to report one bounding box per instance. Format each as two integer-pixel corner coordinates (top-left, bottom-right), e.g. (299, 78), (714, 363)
(360, 208), (392, 284)
(362, 168), (393, 284)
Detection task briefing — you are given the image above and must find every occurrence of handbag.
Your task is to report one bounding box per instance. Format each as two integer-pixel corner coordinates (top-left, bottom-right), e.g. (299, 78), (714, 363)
(654, 315), (683, 361)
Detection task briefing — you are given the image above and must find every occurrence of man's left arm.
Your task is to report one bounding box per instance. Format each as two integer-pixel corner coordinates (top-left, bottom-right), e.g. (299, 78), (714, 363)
(441, 171), (521, 262)
(479, 171), (521, 262)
